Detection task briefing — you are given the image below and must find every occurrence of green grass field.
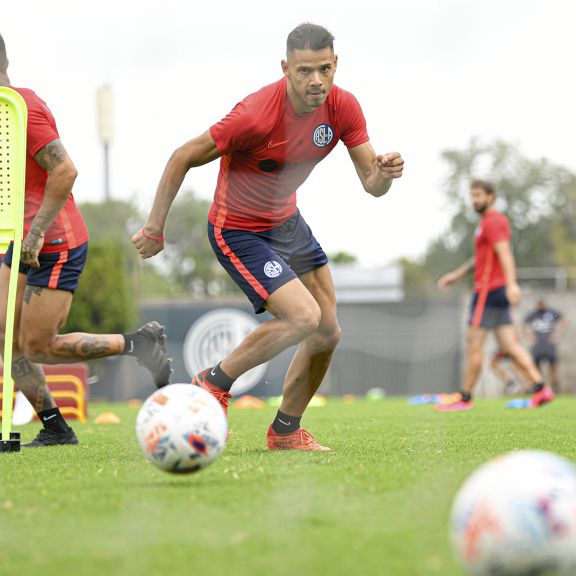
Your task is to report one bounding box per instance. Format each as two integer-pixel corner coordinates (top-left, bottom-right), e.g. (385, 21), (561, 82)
(1, 397), (575, 576)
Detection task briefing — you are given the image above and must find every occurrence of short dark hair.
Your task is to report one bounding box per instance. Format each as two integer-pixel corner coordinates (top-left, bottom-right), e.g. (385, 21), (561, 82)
(0, 33), (7, 71)
(287, 23), (334, 54)
(470, 179), (495, 195)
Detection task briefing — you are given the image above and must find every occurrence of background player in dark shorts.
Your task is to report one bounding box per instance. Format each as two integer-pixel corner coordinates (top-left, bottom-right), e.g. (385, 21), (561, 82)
(524, 297), (568, 392)
(436, 180), (552, 411)
(0, 35), (171, 447)
(133, 23), (404, 451)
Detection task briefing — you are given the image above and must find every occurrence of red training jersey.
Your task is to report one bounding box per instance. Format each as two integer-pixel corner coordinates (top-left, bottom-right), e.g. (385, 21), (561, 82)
(209, 78), (369, 231)
(474, 209), (510, 292)
(11, 86), (88, 253)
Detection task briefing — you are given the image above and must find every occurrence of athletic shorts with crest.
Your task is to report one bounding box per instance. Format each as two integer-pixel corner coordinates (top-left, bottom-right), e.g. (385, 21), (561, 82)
(208, 210), (328, 314)
(2, 241), (88, 293)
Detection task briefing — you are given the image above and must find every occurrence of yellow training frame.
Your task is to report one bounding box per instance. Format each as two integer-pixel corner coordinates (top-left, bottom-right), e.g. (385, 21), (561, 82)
(0, 87), (27, 440)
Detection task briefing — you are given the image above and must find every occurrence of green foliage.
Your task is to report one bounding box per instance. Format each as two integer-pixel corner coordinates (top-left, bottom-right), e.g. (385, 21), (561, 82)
(64, 241), (137, 333)
(78, 200), (141, 253)
(78, 198), (196, 298)
(328, 251), (358, 265)
(398, 257), (435, 299)
(162, 189), (238, 296)
(78, 193), (238, 300)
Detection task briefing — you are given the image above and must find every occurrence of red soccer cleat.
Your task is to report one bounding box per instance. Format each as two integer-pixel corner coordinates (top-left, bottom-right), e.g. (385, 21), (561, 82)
(266, 425), (331, 451)
(435, 393), (474, 412)
(529, 385), (555, 408)
(191, 368), (231, 415)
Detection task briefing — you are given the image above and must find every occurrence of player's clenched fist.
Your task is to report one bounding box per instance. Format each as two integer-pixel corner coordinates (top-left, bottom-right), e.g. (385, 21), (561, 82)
(377, 152), (404, 179)
(132, 226), (165, 259)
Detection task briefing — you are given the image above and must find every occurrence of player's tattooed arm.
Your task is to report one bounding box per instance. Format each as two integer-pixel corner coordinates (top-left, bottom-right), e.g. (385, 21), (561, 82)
(34, 138), (68, 172)
(21, 140), (78, 268)
(31, 139), (78, 236)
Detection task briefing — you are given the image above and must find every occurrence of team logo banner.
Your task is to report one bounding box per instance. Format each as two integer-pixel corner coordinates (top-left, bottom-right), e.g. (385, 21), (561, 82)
(183, 309), (268, 395)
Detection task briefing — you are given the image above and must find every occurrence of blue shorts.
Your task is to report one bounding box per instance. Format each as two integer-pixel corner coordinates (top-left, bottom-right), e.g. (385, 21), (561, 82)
(208, 211), (328, 313)
(468, 286), (512, 329)
(2, 241), (88, 293)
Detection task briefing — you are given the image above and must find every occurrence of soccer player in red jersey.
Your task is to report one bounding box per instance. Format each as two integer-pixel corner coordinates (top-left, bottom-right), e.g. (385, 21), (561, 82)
(0, 34), (171, 446)
(133, 23), (404, 450)
(436, 180), (554, 411)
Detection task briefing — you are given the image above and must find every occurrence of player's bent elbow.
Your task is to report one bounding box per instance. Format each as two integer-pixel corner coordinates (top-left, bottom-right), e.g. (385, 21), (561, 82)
(50, 162), (78, 189)
(170, 146), (197, 171)
(61, 163), (78, 181)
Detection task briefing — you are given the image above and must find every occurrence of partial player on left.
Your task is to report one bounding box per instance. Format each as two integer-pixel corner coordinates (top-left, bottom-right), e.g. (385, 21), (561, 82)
(0, 34), (172, 447)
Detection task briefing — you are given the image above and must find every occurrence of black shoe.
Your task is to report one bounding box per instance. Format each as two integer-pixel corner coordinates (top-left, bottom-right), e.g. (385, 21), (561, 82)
(135, 321), (172, 388)
(23, 427), (79, 447)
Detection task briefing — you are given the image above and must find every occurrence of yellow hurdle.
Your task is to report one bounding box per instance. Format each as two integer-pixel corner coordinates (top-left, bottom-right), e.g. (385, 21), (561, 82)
(0, 87), (27, 452)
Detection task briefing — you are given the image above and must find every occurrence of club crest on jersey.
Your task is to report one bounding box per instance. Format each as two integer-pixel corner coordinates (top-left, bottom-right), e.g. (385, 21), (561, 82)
(264, 260), (283, 278)
(313, 124), (334, 147)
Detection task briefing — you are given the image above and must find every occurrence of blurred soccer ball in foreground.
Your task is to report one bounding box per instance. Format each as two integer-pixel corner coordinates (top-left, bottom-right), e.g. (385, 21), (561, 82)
(136, 384), (227, 474)
(451, 450), (576, 575)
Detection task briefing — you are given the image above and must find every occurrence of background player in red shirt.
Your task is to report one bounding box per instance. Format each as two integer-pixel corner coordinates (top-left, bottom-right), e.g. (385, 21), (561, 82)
(0, 34), (171, 446)
(133, 23), (404, 450)
(436, 180), (554, 411)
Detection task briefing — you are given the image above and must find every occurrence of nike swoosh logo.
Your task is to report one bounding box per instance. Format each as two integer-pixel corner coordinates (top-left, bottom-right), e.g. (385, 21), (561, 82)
(128, 341), (134, 354)
(211, 368), (217, 377)
(267, 139), (290, 149)
(278, 418), (291, 426)
(42, 414), (57, 421)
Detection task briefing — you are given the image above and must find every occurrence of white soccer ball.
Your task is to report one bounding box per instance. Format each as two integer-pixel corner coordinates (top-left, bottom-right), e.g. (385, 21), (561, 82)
(136, 384), (228, 474)
(451, 450), (576, 575)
